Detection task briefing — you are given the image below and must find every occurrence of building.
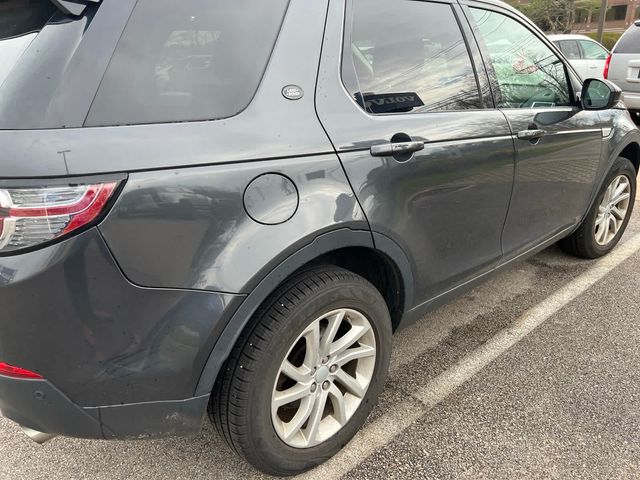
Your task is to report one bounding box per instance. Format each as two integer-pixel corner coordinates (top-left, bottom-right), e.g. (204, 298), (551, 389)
(577, 0), (640, 33)
(511, 0), (639, 33)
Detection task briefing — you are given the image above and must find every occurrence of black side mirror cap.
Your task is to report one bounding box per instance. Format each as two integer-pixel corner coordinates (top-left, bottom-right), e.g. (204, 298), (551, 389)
(50, 0), (100, 17)
(581, 78), (622, 111)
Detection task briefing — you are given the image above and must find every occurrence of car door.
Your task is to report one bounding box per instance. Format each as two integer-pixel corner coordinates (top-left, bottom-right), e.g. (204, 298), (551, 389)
(578, 39), (609, 80)
(556, 39), (588, 78)
(465, 4), (604, 258)
(316, 0), (515, 307)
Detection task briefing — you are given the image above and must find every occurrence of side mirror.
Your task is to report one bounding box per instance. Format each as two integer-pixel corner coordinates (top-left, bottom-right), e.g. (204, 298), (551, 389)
(581, 78), (622, 110)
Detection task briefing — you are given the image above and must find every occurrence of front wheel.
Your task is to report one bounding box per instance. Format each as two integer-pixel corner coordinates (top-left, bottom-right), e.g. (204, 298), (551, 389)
(559, 156), (637, 258)
(210, 266), (392, 476)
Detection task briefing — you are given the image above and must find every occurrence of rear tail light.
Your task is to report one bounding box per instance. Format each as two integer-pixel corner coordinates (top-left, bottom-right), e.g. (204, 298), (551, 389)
(0, 362), (42, 379)
(603, 54), (611, 79)
(0, 181), (120, 254)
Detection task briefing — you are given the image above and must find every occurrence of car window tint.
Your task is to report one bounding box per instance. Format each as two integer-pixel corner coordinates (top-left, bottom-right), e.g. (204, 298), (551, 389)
(0, 0), (57, 89)
(86, 0), (289, 126)
(342, 0), (481, 114)
(578, 40), (608, 60)
(614, 25), (640, 54)
(470, 9), (572, 109)
(557, 40), (581, 59)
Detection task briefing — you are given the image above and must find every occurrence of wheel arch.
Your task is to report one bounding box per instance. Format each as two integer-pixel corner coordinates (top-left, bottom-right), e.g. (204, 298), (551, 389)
(194, 228), (414, 396)
(618, 141), (640, 173)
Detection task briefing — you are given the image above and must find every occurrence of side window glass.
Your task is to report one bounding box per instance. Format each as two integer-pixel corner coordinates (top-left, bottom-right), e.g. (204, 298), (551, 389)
(557, 40), (581, 59)
(578, 40), (608, 60)
(342, 0), (482, 115)
(470, 8), (572, 109)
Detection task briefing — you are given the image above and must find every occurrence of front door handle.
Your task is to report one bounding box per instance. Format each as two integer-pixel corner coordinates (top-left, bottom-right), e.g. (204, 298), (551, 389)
(517, 129), (546, 140)
(370, 141), (425, 157)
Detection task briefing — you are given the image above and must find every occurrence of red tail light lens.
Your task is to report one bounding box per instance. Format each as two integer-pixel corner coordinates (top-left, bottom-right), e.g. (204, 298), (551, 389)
(0, 182), (120, 254)
(0, 362), (42, 379)
(603, 54), (611, 79)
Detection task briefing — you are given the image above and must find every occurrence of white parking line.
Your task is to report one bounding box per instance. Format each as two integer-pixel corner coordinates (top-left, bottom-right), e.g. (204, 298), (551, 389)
(301, 232), (640, 480)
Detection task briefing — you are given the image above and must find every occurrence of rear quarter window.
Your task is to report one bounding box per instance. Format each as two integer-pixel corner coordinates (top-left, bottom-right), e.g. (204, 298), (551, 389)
(614, 25), (640, 54)
(85, 0), (289, 127)
(0, 0), (57, 88)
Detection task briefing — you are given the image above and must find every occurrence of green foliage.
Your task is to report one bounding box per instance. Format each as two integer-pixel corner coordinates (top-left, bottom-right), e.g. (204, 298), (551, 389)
(507, 0), (603, 33)
(584, 31), (621, 50)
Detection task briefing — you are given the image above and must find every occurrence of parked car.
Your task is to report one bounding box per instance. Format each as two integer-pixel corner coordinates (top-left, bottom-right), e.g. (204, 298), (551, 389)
(605, 20), (640, 122)
(549, 34), (609, 80)
(0, 0), (639, 476)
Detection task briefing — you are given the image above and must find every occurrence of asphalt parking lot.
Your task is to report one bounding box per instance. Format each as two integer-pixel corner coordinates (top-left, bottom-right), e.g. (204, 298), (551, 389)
(2, 197), (640, 480)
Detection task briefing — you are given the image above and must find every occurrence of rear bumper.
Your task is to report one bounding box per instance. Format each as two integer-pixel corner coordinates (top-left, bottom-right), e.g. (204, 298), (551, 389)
(0, 374), (209, 439)
(0, 228), (242, 438)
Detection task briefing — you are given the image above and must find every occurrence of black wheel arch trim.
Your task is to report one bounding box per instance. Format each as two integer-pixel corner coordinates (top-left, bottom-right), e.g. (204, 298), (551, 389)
(194, 227), (414, 397)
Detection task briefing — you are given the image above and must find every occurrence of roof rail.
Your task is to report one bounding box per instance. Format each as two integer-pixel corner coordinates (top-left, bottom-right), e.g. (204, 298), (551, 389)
(50, 0), (100, 17)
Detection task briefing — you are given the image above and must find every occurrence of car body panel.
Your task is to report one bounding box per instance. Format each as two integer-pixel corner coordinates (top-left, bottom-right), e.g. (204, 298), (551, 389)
(99, 155), (368, 293)
(498, 107), (604, 257)
(0, 228), (242, 407)
(607, 23), (640, 111)
(609, 53), (640, 109)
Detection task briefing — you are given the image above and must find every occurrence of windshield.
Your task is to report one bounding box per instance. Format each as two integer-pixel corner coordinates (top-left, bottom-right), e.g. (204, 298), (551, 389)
(0, 0), (57, 88)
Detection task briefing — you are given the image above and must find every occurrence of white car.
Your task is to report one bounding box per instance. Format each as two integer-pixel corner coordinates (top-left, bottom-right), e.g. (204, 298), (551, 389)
(548, 34), (609, 79)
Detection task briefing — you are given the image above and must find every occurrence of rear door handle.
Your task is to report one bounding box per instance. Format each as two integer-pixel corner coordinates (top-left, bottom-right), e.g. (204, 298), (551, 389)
(370, 141), (424, 157)
(517, 129), (546, 140)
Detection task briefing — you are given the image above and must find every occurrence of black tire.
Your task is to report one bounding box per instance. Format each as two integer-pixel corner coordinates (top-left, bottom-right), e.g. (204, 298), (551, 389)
(559, 156), (637, 259)
(209, 266), (392, 476)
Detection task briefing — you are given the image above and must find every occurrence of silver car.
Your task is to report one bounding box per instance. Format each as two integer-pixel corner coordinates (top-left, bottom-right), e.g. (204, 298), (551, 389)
(549, 34), (609, 80)
(606, 20), (640, 117)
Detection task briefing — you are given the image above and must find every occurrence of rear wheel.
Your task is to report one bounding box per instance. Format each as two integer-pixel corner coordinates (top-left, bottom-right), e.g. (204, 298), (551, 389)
(210, 266), (392, 476)
(559, 156), (636, 258)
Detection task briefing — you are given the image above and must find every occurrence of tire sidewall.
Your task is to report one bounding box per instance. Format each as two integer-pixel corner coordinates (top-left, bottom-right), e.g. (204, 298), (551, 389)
(242, 277), (391, 474)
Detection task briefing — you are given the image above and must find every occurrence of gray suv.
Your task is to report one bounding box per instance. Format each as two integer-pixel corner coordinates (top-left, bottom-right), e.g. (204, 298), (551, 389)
(606, 20), (640, 122)
(1, 0), (639, 476)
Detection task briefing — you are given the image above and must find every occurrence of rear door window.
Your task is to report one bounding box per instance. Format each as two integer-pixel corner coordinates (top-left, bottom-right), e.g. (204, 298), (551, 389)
(557, 40), (581, 59)
(578, 40), (608, 60)
(0, 0), (57, 88)
(342, 0), (482, 114)
(614, 25), (640, 54)
(86, 0), (289, 127)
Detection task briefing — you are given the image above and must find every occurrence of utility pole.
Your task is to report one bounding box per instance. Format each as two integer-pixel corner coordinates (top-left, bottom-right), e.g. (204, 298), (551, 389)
(596, 0), (608, 43)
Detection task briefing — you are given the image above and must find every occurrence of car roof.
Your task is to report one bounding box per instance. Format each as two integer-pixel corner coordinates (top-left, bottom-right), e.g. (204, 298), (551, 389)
(547, 34), (596, 42)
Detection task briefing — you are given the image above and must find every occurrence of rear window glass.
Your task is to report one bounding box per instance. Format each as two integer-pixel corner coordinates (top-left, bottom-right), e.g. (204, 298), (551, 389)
(85, 0), (289, 127)
(614, 25), (640, 54)
(0, 0), (57, 87)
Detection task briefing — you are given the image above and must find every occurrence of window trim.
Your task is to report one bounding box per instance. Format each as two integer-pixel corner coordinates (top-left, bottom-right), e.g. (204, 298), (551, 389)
(460, 1), (579, 110)
(339, 0), (488, 118)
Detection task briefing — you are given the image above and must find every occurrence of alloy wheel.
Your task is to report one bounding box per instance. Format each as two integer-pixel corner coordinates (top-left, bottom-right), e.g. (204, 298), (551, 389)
(594, 174), (632, 246)
(271, 308), (376, 448)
